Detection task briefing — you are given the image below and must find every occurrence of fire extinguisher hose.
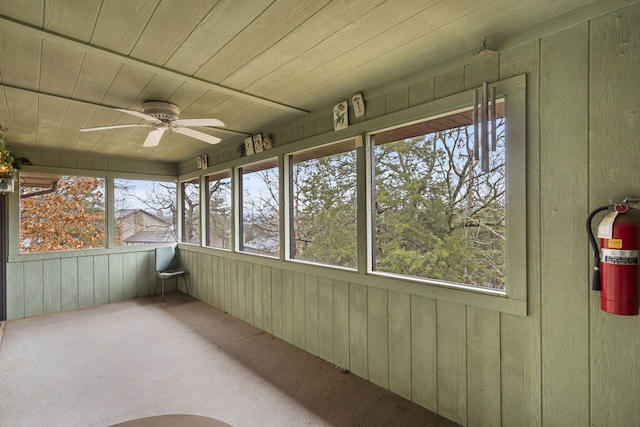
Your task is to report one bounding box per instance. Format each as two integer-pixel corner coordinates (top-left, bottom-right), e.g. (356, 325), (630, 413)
(586, 205), (613, 291)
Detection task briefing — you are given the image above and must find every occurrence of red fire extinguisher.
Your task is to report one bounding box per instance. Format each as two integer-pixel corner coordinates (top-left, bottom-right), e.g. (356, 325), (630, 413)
(587, 199), (640, 315)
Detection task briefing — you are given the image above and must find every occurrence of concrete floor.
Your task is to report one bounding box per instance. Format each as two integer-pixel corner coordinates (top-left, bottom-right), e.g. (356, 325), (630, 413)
(0, 293), (459, 427)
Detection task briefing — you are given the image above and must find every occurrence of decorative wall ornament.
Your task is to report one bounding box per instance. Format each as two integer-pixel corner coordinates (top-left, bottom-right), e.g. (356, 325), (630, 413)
(196, 154), (208, 169)
(333, 101), (348, 131)
(352, 93), (365, 118)
(253, 134), (264, 153)
(262, 135), (273, 150)
(244, 137), (254, 155)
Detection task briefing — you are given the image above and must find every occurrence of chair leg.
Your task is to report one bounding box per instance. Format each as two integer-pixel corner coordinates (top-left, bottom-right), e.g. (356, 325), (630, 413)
(161, 279), (166, 302)
(154, 278), (160, 296)
(182, 276), (190, 296)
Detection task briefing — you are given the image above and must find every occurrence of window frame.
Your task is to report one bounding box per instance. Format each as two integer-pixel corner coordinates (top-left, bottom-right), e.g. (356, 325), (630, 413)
(284, 138), (360, 270)
(9, 168), (178, 260)
(204, 169), (232, 250)
(236, 157), (281, 258)
(180, 177), (201, 245)
(365, 76), (526, 302)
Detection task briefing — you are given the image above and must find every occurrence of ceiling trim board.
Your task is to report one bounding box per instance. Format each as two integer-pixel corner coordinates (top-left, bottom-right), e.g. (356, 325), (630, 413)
(0, 14), (310, 116)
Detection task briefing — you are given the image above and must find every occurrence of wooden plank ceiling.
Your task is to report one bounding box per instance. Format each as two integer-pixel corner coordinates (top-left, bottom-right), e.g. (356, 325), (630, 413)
(0, 0), (593, 163)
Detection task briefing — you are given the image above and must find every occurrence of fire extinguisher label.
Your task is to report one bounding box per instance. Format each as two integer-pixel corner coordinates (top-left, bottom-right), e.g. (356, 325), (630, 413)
(601, 248), (640, 265)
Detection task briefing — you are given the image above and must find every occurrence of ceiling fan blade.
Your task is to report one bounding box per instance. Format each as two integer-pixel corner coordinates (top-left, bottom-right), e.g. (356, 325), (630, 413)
(143, 127), (167, 147)
(173, 118), (224, 127)
(80, 124), (150, 132)
(173, 127), (221, 145)
(115, 108), (161, 124)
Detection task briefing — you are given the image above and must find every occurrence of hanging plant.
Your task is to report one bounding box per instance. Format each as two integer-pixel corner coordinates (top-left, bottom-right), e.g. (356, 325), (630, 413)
(0, 125), (31, 180)
(0, 125), (17, 179)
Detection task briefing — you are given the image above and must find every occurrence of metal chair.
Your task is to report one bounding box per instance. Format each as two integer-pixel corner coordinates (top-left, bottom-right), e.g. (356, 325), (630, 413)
(154, 246), (189, 302)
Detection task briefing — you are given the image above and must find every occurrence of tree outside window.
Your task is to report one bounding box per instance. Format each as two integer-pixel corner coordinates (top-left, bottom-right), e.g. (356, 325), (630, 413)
(372, 107), (506, 290)
(239, 159), (279, 257)
(181, 178), (200, 245)
(206, 171), (231, 249)
(290, 140), (357, 268)
(19, 174), (106, 252)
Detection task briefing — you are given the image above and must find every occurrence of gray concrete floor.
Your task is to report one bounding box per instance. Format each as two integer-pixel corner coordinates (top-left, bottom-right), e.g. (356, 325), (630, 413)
(0, 293), (459, 427)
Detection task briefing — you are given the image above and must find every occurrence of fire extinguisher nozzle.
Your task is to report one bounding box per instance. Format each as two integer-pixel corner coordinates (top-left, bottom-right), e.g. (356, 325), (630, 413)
(592, 267), (601, 291)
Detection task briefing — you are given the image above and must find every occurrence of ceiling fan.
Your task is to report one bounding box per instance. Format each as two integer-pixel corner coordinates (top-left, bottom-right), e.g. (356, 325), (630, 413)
(80, 101), (224, 147)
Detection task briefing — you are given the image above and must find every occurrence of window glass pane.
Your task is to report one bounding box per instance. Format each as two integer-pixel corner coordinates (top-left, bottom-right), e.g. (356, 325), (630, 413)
(114, 179), (177, 246)
(240, 159), (279, 257)
(182, 178), (200, 244)
(19, 173), (106, 252)
(206, 171), (232, 249)
(290, 140), (357, 268)
(372, 105), (506, 290)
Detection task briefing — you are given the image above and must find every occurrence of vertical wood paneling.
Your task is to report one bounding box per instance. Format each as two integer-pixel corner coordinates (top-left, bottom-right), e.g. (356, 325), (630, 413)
(148, 250), (157, 296)
(408, 77), (435, 107)
(60, 258), (78, 311)
(388, 290), (411, 400)
(590, 5), (640, 426)
(94, 255), (110, 305)
(230, 259), (239, 316)
(199, 253), (208, 304)
(436, 300), (467, 426)
(271, 268), (283, 338)
(411, 295), (437, 412)
(349, 283), (368, 379)
(318, 277), (333, 363)
(224, 258), (231, 311)
(108, 254), (124, 302)
(281, 269), (294, 344)
(292, 271), (306, 349)
(539, 23), (590, 427)
(6, 262), (24, 320)
(43, 259), (61, 314)
(78, 256), (94, 308)
(123, 253), (137, 300)
(212, 257), (221, 308)
(367, 287), (388, 389)
(135, 251), (149, 297)
(253, 264), (263, 329)
(237, 260), (247, 320)
(262, 265), (272, 334)
(466, 307), (501, 427)
(24, 260), (43, 317)
(333, 280), (350, 370)
(245, 263), (255, 325)
(499, 40), (542, 427)
(305, 274), (319, 356)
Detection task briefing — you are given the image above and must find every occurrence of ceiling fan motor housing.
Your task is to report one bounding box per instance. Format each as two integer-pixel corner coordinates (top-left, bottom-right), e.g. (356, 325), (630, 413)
(141, 101), (180, 122)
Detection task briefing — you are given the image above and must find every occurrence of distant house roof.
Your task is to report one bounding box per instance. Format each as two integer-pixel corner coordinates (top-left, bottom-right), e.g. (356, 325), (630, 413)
(123, 230), (176, 244)
(115, 209), (172, 224)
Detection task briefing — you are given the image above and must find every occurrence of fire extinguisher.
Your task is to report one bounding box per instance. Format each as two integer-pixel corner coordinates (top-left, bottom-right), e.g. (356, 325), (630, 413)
(586, 199), (640, 316)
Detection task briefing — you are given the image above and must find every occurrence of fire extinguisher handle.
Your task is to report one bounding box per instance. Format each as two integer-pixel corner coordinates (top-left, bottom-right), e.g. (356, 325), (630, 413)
(586, 205), (612, 291)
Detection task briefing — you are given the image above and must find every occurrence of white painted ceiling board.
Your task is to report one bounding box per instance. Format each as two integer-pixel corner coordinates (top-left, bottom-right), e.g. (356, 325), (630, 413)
(0, 0), (610, 163)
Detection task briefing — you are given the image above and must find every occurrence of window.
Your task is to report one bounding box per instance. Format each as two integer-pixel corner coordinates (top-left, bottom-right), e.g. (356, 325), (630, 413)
(181, 178), (200, 244)
(205, 170), (232, 249)
(114, 179), (176, 246)
(19, 173), (106, 252)
(239, 158), (279, 257)
(288, 140), (358, 268)
(371, 103), (507, 290)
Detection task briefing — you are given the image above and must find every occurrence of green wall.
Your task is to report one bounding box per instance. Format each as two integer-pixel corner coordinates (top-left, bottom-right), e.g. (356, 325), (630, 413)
(176, 3), (640, 425)
(5, 2), (640, 426)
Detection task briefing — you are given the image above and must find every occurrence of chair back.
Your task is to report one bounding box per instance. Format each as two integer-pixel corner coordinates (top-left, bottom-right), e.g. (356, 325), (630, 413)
(156, 246), (178, 272)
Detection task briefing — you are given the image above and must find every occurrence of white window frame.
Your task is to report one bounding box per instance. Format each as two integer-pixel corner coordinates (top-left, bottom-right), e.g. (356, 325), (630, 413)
(365, 76), (526, 304)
